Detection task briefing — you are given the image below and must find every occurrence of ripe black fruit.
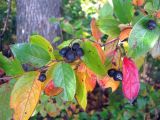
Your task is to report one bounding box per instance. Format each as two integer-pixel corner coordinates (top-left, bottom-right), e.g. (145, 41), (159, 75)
(38, 73), (46, 82)
(147, 20), (157, 30)
(134, 11), (139, 16)
(59, 47), (70, 57)
(113, 71), (123, 81)
(72, 43), (80, 50)
(76, 48), (84, 57)
(108, 69), (116, 77)
(65, 50), (76, 62)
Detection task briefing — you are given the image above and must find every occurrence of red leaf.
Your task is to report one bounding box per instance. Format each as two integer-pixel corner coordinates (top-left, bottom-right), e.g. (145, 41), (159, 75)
(44, 81), (63, 96)
(122, 57), (140, 102)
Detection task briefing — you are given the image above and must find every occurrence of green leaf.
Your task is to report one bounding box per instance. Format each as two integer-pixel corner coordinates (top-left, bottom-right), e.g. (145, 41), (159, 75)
(0, 82), (14, 120)
(0, 53), (24, 76)
(60, 21), (74, 34)
(97, 17), (120, 37)
(11, 43), (51, 67)
(30, 35), (55, 59)
(81, 41), (106, 76)
(113, 0), (134, 23)
(128, 16), (160, 58)
(99, 2), (113, 18)
(53, 62), (76, 101)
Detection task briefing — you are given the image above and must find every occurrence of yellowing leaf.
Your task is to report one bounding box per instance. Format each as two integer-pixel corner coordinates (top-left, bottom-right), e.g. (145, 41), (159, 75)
(91, 18), (102, 41)
(97, 76), (120, 92)
(10, 71), (42, 120)
(86, 68), (97, 92)
(76, 71), (87, 110)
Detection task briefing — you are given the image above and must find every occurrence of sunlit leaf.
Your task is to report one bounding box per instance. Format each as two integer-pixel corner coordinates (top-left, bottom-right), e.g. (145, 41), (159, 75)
(30, 35), (55, 59)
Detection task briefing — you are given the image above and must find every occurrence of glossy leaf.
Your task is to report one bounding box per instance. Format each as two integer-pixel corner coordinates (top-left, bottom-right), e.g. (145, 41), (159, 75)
(11, 43), (51, 67)
(97, 17), (120, 37)
(90, 18), (102, 41)
(122, 57), (140, 101)
(113, 0), (134, 23)
(10, 71), (42, 120)
(128, 16), (160, 58)
(81, 41), (106, 76)
(30, 35), (54, 59)
(53, 62), (76, 101)
(0, 53), (24, 76)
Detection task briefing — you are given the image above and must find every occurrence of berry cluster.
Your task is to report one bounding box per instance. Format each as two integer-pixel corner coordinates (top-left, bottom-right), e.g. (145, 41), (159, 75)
(38, 73), (47, 82)
(147, 20), (157, 30)
(108, 69), (123, 81)
(59, 43), (84, 62)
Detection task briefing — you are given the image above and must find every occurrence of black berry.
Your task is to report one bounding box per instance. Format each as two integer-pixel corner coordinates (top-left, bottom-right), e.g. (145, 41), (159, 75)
(108, 69), (116, 77)
(65, 50), (76, 62)
(72, 43), (80, 50)
(134, 11), (139, 16)
(38, 73), (46, 82)
(2, 49), (12, 58)
(113, 71), (123, 81)
(59, 47), (70, 57)
(76, 48), (84, 57)
(147, 20), (157, 30)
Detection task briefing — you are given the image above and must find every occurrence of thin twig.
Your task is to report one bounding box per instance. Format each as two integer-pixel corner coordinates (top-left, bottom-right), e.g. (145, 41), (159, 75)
(101, 38), (119, 47)
(0, 0), (12, 38)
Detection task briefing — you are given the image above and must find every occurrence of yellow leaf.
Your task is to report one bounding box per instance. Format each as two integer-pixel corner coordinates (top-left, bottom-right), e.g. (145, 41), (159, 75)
(76, 71), (87, 110)
(10, 71), (42, 120)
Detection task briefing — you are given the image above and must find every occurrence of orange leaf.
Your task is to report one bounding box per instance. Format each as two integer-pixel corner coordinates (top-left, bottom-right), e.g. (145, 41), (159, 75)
(90, 18), (102, 41)
(10, 71), (42, 120)
(93, 43), (105, 63)
(132, 0), (145, 6)
(155, 10), (160, 19)
(119, 28), (132, 41)
(86, 68), (97, 92)
(44, 81), (63, 96)
(97, 76), (120, 92)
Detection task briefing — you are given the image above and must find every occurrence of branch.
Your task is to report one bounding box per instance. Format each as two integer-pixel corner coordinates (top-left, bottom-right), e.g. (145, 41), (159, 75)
(0, 0), (12, 38)
(101, 38), (119, 47)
